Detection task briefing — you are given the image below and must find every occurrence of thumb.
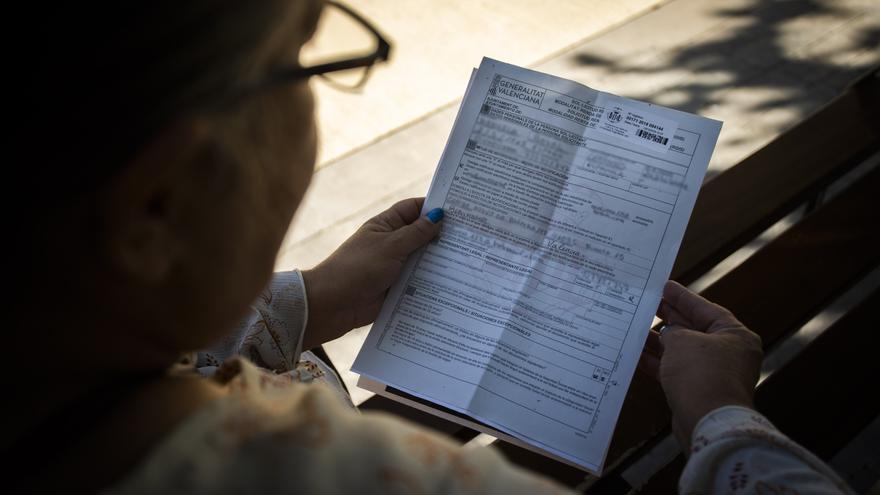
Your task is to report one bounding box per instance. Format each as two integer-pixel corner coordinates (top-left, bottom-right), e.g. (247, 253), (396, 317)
(387, 207), (443, 257)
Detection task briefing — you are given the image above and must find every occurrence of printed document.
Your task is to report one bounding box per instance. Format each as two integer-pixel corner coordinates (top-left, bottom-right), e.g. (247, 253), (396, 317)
(353, 58), (722, 473)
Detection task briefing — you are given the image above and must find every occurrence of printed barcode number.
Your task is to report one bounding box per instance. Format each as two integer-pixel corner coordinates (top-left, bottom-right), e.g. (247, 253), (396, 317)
(637, 129), (668, 145)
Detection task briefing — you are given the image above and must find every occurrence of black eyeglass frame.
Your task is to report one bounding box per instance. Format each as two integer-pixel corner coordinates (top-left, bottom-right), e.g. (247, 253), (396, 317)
(250, 1), (391, 93)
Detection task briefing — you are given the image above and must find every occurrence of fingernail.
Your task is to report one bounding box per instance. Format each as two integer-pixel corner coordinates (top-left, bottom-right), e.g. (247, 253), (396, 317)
(426, 207), (444, 223)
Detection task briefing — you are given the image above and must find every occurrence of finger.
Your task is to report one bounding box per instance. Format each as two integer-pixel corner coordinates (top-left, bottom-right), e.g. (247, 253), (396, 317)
(662, 281), (737, 332)
(372, 197), (426, 231)
(386, 208), (443, 258)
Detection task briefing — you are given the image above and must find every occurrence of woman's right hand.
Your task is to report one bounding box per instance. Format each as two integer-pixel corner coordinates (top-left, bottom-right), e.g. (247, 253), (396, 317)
(649, 281), (763, 449)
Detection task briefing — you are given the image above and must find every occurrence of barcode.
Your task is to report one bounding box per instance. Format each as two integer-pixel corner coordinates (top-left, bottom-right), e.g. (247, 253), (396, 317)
(637, 128), (668, 145)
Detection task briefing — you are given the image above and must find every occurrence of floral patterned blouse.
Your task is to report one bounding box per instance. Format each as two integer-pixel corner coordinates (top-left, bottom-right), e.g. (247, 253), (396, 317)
(103, 271), (853, 494)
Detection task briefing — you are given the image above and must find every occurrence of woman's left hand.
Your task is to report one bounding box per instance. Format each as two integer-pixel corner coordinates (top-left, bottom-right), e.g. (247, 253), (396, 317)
(300, 197), (443, 350)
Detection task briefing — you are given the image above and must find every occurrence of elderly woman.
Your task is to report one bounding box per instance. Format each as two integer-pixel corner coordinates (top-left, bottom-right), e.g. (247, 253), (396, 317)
(7, 1), (853, 494)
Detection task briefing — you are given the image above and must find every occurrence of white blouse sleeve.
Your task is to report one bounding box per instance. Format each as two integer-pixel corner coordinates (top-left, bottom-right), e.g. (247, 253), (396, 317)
(680, 405), (855, 494)
(196, 270), (309, 373)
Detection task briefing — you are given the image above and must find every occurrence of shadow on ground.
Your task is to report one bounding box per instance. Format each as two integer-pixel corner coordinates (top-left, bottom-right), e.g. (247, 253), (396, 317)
(570, 0), (879, 180)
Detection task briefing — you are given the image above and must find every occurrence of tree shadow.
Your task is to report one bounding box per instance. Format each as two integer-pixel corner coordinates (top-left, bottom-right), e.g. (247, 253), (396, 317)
(569, 0), (879, 180)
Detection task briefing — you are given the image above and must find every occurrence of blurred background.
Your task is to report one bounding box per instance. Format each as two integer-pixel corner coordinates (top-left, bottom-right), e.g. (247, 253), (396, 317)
(277, 0), (880, 405)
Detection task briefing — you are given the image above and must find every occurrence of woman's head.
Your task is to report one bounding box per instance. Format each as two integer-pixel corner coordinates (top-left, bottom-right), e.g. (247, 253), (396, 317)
(10, 0), (323, 369)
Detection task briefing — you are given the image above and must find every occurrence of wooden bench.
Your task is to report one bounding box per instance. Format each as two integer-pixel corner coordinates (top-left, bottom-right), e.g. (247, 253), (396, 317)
(358, 65), (880, 492)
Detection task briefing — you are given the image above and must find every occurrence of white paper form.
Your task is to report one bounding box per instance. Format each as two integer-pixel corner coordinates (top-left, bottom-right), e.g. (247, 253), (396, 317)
(353, 58), (721, 473)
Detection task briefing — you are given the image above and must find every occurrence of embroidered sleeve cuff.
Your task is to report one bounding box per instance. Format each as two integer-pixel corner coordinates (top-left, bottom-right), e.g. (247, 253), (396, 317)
(230, 269), (309, 372)
(690, 405), (777, 450)
(682, 407), (855, 494)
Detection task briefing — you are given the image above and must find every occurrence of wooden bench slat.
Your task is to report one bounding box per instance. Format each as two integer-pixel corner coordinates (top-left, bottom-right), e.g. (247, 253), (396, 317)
(754, 288), (880, 459)
(671, 73), (880, 285)
(701, 165), (880, 349)
(636, 455), (687, 494)
(492, 441), (594, 488)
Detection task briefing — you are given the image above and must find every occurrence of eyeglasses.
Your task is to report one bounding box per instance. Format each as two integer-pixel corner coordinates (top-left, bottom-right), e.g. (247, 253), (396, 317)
(253, 1), (391, 93)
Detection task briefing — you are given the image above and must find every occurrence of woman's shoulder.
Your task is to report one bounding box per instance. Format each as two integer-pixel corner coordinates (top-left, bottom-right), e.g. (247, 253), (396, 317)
(104, 357), (343, 493)
(106, 357), (568, 495)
